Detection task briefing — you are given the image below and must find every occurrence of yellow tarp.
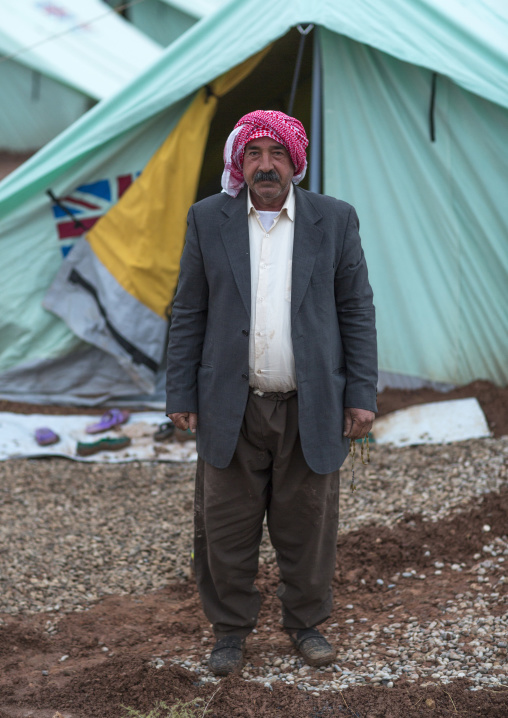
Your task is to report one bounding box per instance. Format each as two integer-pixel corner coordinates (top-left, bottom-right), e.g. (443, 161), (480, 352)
(87, 49), (269, 318)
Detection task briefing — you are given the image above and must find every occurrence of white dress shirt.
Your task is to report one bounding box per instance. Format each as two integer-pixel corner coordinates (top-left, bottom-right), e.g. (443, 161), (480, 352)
(247, 183), (296, 392)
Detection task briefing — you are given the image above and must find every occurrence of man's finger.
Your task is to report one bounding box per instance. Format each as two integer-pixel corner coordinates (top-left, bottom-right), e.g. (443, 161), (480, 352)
(169, 413), (189, 430)
(350, 422), (374, 440)
(343, 414), (353, 437)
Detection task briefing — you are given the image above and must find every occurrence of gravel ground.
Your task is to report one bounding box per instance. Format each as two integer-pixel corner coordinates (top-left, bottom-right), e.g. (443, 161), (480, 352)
(0, 438), (506, 615)
(1, 437), (507, 700)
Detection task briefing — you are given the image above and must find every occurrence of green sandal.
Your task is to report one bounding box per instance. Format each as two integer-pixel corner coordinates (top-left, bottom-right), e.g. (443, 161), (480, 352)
(76, 436), (131, 456)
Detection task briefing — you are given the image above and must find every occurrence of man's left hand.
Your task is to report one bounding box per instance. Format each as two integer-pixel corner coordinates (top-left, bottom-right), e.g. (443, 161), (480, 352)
(343, 407), (375, 439)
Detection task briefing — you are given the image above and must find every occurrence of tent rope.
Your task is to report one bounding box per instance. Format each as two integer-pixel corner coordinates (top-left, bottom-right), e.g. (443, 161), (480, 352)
(46, 190), (87, 231)
(287, 24), (314, 117)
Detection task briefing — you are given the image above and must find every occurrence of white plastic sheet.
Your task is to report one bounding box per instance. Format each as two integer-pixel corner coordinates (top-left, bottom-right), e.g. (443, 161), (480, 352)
(0, 412), (197, 463)
(372, 398), (491, 447)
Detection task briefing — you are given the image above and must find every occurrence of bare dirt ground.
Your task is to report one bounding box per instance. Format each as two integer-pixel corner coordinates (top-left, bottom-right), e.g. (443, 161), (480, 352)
(1, 385), (507, 715)
(0, 479), (507, 717)
(0, 152), (34, 182)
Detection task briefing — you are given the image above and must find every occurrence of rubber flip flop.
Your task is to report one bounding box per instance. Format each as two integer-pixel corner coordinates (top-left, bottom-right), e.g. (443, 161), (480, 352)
(76, 436), (131, 457)
(85, 409), (130, 434)
(34, 427), (60, 446)
(153, 422), (175, 442)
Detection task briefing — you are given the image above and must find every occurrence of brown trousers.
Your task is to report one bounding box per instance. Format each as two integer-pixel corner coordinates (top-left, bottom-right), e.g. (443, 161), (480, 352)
(194, 391), (340, 638)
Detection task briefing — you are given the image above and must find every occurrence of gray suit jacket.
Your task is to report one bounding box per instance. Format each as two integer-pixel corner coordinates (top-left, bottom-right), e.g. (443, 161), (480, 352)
(166, 186), (377, 474)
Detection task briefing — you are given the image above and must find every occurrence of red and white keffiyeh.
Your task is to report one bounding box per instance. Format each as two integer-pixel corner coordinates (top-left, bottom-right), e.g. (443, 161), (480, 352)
(221, 110), (309, 197)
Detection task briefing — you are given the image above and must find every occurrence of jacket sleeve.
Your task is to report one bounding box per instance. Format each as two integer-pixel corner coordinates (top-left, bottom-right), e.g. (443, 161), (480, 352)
(165, 206), (209, 414)
(334, 205), (378, 412)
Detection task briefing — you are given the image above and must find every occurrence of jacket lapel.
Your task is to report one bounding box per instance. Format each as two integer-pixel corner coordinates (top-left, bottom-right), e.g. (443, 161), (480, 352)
(291, 188), (324, 320)
(220, 188), (251, 318)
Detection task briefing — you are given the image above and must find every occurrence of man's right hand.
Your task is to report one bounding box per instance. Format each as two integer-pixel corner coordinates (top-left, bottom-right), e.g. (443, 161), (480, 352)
(168, 412), (198, 434)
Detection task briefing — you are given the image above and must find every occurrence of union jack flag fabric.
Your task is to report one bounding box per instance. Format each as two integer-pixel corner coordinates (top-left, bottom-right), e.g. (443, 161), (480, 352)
(50, 174), (137, 256)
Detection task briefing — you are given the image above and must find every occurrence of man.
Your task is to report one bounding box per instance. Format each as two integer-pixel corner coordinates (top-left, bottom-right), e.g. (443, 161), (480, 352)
(166, 110), (377, 676)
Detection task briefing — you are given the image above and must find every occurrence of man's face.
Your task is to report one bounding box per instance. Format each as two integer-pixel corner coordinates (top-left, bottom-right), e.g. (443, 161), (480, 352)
(242, 137), (295, 209)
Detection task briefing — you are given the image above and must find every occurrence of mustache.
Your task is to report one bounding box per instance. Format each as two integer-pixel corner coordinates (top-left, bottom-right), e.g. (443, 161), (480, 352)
(253, 170), (280, 183)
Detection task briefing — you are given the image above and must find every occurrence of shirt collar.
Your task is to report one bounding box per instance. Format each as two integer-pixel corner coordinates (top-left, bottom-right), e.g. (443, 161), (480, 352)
(247, 182), (295, 222)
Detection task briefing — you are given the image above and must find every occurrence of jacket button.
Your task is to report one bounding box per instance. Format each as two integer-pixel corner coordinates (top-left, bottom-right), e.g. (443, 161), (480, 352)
(242, 329), (249, 336)
(241, 373), (248, 380)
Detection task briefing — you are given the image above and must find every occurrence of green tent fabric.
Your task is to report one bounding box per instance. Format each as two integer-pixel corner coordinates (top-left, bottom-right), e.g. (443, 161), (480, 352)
(0, 0), (163, 151)
(0, 0), (507, 403)
(321, 29), (508, 386)
(126, 0), (226, 47)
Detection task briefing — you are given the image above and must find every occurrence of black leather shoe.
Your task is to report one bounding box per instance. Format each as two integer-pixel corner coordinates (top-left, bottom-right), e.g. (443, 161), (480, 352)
(208, 635), (245, 676)
(289, 627), (336, 667)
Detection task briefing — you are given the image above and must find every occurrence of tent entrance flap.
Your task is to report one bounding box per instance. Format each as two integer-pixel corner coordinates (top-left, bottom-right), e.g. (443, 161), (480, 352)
(43, 48), (270, 393)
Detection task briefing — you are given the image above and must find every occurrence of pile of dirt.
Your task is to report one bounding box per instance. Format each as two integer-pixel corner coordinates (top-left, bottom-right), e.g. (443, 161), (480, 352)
(1, 489), (507, 718)
(17, 666), (508, 718)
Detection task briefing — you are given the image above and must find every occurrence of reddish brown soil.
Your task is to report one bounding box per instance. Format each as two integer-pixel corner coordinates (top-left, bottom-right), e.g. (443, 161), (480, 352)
(0, 151), (34, 181)
(1, 489), (507, 718)
(0, 383), (507, 716)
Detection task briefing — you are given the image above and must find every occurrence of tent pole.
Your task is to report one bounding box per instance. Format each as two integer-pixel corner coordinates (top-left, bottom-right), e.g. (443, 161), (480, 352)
(309, 27), (322, 194)
(288, 24), (314, 117)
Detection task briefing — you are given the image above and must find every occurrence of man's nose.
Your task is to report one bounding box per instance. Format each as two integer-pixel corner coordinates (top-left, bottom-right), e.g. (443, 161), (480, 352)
(258, 151), (274, 171)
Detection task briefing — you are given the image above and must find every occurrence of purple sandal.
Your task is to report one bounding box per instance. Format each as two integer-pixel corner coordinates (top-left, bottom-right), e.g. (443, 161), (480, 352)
(85, 408), (130, 434)
(35, 427), (60, 446)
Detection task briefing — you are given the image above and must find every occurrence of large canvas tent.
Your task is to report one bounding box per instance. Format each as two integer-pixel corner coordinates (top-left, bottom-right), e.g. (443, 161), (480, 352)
(0, 0), (162, 151)
(0, 0), (507, 405)
(105, 0), (226, 47)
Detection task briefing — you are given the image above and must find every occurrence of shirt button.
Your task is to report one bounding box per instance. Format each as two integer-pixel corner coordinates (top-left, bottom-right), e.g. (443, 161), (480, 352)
(241, 373), (248, 380)
(265, 234), (269, 238)
(256, 369), (262, 374)
(242, 329), (249, 336)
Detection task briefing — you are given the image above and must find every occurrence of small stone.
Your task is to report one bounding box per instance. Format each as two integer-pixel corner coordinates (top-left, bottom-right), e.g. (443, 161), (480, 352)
(483, 524), (491, 532)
